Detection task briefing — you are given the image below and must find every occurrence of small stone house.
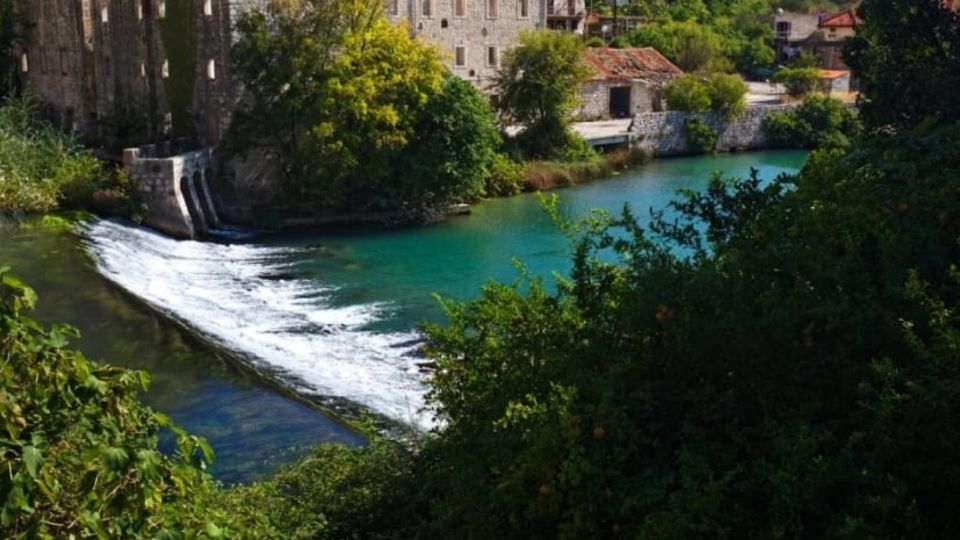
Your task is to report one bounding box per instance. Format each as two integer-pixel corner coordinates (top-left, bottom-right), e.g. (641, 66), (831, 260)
(576, 47), (682, 121)
(772, 12), (820, 64)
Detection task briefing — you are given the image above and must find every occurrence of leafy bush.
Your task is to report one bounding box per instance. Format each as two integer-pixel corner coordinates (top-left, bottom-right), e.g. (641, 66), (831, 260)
(705, 72), (747, 119)
(421, 121), (960, 538)
(664, 75), (711, 112)
(584, 36), (605, 48)
(0, 269), (226, 538)
(0, 96), (108, 216)
(683, 118), (717, 152)
(391, 75), (500, 218)
(485, 153), (525, 197)
(772, 67), (821, 97)
(762, 95), (861, 149)
(609, 36), (631, 49)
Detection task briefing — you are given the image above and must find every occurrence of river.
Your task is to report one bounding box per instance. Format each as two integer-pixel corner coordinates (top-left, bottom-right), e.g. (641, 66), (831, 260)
(0, 150), (806, 481)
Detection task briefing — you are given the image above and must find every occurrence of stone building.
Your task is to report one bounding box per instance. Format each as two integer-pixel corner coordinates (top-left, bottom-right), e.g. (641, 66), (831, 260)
(17, 0), (265, 148)
(576, 47), (681, 121)
(772, 12), (820, 64)
(807, 9), (861, 70)
(546, 0), (585, 33)
(387, 0), (547, 87)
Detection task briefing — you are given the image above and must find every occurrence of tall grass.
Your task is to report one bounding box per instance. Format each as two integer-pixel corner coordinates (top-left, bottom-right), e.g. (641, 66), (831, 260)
(0, 96), (104, 216)
(522, 147), (650, 192)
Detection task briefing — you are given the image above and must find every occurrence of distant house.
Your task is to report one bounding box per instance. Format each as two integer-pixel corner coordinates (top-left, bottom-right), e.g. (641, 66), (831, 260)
(576, 47), (682, 120)
(818, 69), (852, 95)
(546, 0), (586, 33)
(772, 12), (820, 64)
(807, 10), (862, 70)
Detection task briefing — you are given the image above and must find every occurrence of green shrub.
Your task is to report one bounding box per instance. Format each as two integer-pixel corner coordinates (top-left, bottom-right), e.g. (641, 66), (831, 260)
(0, 96), (108, 216)
(772, 67), (821, 97)
(664, 75), (711, 113)
(762, 95), (861, 149)
(609, 36), (631, 49)
(0, 269), (228, 538)
(705, 72), (747, 119)
(585, 36), (606, 48)
(683, 118), (717, 152)
(485, 153), (525, 197)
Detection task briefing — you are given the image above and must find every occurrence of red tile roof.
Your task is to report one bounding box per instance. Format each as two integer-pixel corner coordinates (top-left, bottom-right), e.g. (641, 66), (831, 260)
(582, 48), (683, 82)
(819, 69), (849, 79)
(820, 9), (862, 28)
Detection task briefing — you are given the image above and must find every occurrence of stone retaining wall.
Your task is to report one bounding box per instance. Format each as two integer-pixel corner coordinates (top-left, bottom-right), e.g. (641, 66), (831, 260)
(630, 104), (800, 156)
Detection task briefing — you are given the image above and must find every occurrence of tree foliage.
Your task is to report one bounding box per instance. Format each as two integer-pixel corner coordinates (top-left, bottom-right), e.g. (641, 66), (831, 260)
(772, 66), (821, 97)
(665, 73), (747, 118)
(230, 0), (471, 215)
(0, 268), (224, 538)
(493, 30), (591, 160)
(0, 96), (115, 216)
(845, 0), (960, 131)
(628, 0), (775, 73)
(683, 117), (717, 151)
(762, 95), (862, 149)
(420, 119), (960, 538)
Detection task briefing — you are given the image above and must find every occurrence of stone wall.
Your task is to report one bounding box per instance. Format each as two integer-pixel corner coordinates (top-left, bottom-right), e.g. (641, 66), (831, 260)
(576, 79), (664, 121)
(18, 0), (265, 147)
(630, 104), (800, 156)
(388, 0), (545, 87)
(123, 143), (219, 239)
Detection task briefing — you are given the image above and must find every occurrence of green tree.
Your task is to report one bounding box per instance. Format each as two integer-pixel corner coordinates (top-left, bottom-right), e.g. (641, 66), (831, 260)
(630, 20), (731, 72)
(762, 94), (861, 149)
(684, 117), (717, 151)
(663, 75), (711, 112)
(493, 30), (591, 160)
(230, 0), (447, 212)
(705, 72), (747, 118)
(772, 66), (821, 97)
(846, 0), (960, 130)
(391, 75), (501, 220)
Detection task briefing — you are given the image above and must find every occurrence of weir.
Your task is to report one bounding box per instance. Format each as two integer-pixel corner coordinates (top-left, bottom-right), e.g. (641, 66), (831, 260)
(122, 141), (222, 239)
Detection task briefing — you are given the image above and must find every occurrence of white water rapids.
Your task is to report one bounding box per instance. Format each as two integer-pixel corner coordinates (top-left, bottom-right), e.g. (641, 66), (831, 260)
(81, 218), (433, 430)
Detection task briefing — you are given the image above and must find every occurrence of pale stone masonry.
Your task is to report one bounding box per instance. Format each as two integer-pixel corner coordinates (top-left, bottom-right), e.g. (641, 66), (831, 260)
(387, 0), (547, 87)
(18, 0), (266, 146)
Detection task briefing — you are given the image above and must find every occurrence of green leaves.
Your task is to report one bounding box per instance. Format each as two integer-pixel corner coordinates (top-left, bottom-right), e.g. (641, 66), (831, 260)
(0, 271), (226, 538)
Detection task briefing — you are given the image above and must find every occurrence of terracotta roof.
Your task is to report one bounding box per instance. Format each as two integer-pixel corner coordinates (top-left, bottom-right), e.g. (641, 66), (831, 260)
(819, 69), (849, 79)
(582, 47), (683, 82)
(819, 9), (862, 28)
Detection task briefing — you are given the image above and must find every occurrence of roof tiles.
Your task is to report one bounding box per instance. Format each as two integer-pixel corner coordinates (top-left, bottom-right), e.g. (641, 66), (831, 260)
(582, 47), (683, 82)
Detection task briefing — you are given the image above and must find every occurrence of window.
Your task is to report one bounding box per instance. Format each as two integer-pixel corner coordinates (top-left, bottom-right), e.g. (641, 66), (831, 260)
(454, 46), (466, 67)
(204, 0), (213, 16)
(140, 63), (146, 77)
(101, 6), (108, 23)
(775, 21), (790, 39)
(454, 0), (465, 17)
(487, 0), (497, 17)
(441, 18), (448, 28)
(388, 0), (399, 15)
(20, 53), (28, 73)
(137, 4), (143, 20)
(422, 0), (432, 17)
(207, 59), (216, 80)
(487, 46), (498, 67)
(159, 1), (166, 18)
(518, 0), (528, 18)
(162, 59), (169, 78)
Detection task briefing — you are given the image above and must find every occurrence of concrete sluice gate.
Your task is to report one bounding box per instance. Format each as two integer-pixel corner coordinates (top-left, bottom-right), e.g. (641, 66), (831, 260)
(123, 144), (222, 239)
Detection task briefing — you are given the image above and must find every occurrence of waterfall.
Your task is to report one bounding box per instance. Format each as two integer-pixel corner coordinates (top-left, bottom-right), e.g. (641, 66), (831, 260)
(80, 218), (432, 430)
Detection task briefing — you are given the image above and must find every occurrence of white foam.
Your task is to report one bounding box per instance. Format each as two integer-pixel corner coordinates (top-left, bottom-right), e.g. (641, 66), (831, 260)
(80, 219), (432, 429)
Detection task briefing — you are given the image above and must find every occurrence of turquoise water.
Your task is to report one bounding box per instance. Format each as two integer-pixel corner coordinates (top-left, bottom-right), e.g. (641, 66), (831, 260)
(281, 151), (808, 332)
(2, 150), (806, 480)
